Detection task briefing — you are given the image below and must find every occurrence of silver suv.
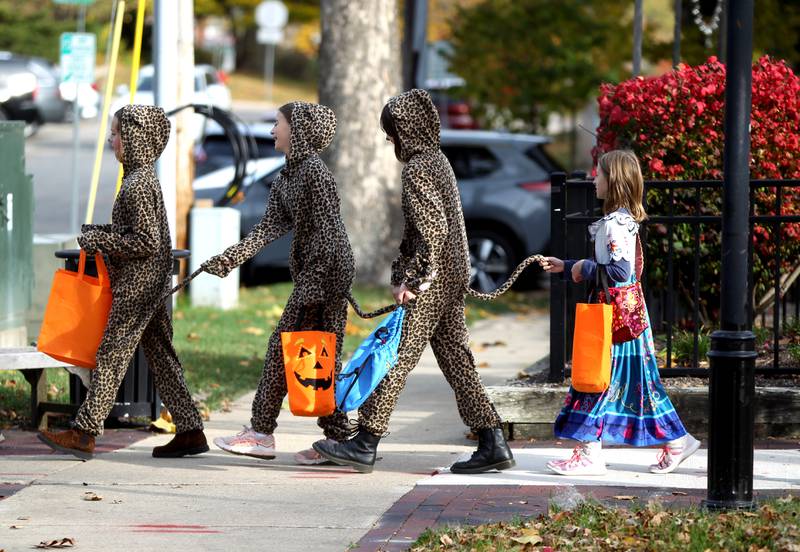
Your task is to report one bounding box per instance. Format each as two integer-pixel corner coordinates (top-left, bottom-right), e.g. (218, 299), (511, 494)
(194, 129), (561, 292)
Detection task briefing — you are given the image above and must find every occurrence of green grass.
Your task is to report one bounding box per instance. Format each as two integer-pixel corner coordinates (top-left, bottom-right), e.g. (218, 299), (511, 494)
(411, 496), (800, 551)
(175, 283), (544, 412)
(1, 283), (543, 425)
(0, 370), (71, 428)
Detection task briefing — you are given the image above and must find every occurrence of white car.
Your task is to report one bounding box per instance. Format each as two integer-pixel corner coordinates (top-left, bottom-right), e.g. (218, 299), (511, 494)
(110, 64), (232, 139)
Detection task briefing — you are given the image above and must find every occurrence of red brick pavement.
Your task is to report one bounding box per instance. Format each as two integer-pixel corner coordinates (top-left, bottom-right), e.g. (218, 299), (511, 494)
(351, 438), (799, 552)
(352, 484), (790, 552)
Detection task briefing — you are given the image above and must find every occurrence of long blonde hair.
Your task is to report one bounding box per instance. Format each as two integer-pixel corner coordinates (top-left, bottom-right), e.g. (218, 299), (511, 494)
(598, 150), (648, 222)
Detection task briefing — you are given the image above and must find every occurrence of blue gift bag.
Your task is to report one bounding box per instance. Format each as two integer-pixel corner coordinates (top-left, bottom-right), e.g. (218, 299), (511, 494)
(335, 307), (405, 412)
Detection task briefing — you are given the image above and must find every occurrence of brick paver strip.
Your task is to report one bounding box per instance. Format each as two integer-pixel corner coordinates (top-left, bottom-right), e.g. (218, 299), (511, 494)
(0, 428), (152, 457)
(353, 484), (791, 551)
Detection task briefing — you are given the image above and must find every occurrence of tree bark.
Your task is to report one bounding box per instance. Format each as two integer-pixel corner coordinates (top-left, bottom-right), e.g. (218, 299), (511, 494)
(319, 0), (403, 285)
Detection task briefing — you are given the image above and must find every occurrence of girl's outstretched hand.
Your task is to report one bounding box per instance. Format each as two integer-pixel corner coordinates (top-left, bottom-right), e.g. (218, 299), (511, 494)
(201, 254), (233, 278)
(571, 260), (584, 283)
(538, 256), (564, 273)
(392, 283), (417, 305)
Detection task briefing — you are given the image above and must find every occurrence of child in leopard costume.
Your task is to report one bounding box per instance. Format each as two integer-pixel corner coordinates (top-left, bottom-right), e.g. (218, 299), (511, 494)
(204, 102), (354, 464)
(314, 89), (518, 474)
(39, 105), (208, 460)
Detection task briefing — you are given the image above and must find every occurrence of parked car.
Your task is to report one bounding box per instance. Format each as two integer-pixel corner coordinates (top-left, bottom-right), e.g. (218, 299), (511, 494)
(0, 52), (68, 134)
(110, 64), (232, 140)
(59, 81), (100, 119)
(193, 129), (562, 292)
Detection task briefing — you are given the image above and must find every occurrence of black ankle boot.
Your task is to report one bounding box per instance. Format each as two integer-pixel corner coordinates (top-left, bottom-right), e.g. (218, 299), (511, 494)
(312, 427), (381, 473)
(450, 427), (515, 474)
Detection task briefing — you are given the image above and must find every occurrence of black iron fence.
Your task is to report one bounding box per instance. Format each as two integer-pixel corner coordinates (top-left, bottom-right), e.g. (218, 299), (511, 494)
(549, 172), (800, 381)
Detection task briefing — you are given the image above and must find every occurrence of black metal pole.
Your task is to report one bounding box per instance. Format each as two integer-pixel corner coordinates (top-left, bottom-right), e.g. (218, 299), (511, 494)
(633, 0), (643, 76)
(401, 0), (415, 90)
(549, 172), (567, 383)
(401, 0), (428, 90)
(717, 0), (728, 63)
(672, 0), (682, 67)
(704, 0), (756, 511)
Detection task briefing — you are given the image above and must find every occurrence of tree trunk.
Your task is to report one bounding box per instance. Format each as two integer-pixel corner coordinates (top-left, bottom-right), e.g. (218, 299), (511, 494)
(319, 0), (403, 285)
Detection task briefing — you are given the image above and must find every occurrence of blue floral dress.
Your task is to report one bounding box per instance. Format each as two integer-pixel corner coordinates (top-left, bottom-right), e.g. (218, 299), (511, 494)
(554, 210), (689, 446)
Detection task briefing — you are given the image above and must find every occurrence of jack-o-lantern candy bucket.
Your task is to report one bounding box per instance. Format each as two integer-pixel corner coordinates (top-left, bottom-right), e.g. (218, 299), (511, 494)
(281, 331), (337, 416)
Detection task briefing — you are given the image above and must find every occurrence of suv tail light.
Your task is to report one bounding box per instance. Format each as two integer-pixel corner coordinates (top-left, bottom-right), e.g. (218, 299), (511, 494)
(518, 180), (550, 192)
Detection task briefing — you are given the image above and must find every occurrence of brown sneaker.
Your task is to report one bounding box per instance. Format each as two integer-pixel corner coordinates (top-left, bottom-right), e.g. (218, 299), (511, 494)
(152, 429), (209, 458)
(38, 428), (95, 461)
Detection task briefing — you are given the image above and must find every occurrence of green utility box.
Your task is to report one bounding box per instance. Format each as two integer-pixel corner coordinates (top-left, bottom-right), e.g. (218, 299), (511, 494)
(0, 121), (33, 347)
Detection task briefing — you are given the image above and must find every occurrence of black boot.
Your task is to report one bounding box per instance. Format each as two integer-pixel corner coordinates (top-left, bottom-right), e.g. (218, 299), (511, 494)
(450, 428), (515, 474)
(312, 427), (381, 473)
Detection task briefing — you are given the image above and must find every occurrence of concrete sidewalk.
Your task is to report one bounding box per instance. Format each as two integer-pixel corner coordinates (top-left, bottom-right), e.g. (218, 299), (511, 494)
(3, 308), (799, 551)
(0, 311), (547, 552)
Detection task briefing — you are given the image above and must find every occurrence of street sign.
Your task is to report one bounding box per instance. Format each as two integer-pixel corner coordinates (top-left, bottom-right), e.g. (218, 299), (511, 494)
(257, 27), (284, 45)
(255, 1), (288, 30)
(53, 0), (95, 4)
(60, 32), (95, 85)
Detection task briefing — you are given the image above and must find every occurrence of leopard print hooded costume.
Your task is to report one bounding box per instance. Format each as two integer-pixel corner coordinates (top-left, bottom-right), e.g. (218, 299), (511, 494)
(75, 105), (204, 437)
(357, 89), (503, 436)
(203, 102), (354, 440)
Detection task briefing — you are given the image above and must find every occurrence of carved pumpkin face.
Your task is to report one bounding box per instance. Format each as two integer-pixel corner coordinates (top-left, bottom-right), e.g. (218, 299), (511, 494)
(286, 335), (334, 391)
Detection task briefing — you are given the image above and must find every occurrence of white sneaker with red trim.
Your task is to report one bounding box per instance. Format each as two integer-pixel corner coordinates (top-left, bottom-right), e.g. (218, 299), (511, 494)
(546, 442), (607, 476)
(213, 426), (275, 459)
(649, 434), (701, 474)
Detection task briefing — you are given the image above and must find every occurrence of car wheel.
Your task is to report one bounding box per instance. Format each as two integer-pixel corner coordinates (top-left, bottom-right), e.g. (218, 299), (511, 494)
(468, 229), (516, 294)
(24, 120), (39, 138)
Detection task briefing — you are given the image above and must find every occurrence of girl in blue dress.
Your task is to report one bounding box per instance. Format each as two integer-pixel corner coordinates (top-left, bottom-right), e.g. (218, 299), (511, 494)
(539, 150), (700, 475)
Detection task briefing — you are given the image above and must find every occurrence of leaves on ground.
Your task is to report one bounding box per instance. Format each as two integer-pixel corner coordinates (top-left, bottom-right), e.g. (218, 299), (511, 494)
(35, 538), (75, 549)
(411, 496), (800, 551)
(83, 492), (102, 501)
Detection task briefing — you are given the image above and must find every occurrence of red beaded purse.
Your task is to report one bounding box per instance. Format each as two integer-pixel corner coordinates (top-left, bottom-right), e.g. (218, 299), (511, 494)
(595, 235), (649, 343)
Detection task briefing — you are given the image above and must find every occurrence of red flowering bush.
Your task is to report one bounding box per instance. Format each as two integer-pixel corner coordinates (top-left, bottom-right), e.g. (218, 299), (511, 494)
(594, 56), (800, 327)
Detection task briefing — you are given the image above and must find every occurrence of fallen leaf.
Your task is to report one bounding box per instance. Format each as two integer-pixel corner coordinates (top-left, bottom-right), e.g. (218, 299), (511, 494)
(439, 534), (454, 546)
(511, 534), (543, 545)
(741, 512), (759, 517)
(3, 379), (17, 388)
(613, 495), (638, 501)
(650, 512), (669, 526)
(239, 360), (250, 366)
(242, 326), (265, 336)
(10, 524), (23, 529)
(173, 311), (185, 320)
(209, 383), (220, 389)
(477, 362), (490, 368)
(83, 492), (103, 501)
(35, 538), (75, 549)
(187, 332), (200, 341)
(672, 491), (688, 496)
